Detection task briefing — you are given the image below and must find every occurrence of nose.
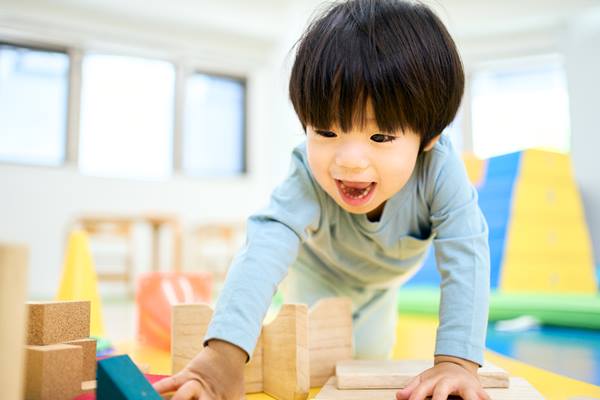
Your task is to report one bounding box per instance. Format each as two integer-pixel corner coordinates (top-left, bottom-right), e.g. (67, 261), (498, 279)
(335, 141), (369, 171)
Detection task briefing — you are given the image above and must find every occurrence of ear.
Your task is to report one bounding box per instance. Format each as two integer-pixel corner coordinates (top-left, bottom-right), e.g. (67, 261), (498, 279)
(422, 135), (441, 152)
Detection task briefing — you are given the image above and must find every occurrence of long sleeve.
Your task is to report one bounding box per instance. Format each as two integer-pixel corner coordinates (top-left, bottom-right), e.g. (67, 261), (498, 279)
(428, 147), (490, 366)
(204, 145), (322, 359)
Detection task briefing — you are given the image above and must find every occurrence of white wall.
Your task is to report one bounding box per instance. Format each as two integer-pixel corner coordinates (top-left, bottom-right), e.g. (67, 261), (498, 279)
(1, 1), (598, 298)
(564, 7), (600, 267)
(0, 3), (283, 297)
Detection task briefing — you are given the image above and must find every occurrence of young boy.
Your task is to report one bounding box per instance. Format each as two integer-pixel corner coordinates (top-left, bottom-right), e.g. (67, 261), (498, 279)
(155, 1), (490, 399)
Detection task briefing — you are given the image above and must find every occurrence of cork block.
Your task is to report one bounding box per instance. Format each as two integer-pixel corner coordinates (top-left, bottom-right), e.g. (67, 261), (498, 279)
(27, 301), (90, 345)
(65, 338), (97, 381)
(24, 344), (83, 400)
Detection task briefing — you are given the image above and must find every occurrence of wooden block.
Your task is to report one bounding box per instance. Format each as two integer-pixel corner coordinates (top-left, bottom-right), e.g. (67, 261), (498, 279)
(65, 338), (97, 381)
(316, 377), (544, 400)
(309, 298), (353, 387)
(0, 243), (29, 400)
(97, 354), (161, 399)
(245, 335), (264, 393)
(171, 304), (213, 375)
(27, 300), (90, 345)
(81, 380), (97, 393)
(336, 360), (509, 389)
(171, 303), (264, 393)
(24, 344), (83, 400)
(263, 304), (310, 400)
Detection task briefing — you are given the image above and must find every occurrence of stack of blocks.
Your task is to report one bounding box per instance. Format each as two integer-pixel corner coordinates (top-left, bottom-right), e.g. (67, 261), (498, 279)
(24, 300), (97, 400)
(171, 297), (353, 400)
(315, 360), (545, 400)
(172, 296), (546, 400)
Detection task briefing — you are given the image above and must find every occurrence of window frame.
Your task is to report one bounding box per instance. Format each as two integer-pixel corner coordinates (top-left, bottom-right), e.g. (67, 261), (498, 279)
(77, 51), (178, 180)
(178, 69), (248, 177)
(468, 53), (570, 159)
(0, 37), (251, 179)
(0, 40), (74, 168)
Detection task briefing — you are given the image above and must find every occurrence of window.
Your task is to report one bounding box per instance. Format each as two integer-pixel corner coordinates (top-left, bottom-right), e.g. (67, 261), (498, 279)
(79, 54), (175, 180)
(182, 73), (246, 176)
(443, 105), (464, 153)
(471, 56), (571, 159)
(0, 43), (69, 166)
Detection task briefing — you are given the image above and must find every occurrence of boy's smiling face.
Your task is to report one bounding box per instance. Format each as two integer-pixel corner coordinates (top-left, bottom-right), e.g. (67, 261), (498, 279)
(306, 106), (437, 221)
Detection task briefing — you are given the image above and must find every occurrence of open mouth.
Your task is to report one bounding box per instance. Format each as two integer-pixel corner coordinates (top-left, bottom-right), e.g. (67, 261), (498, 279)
(335, 179), (376, 206)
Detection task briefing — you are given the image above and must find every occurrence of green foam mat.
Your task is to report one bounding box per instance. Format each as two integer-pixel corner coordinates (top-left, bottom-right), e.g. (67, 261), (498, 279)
(397, 287), (600, 329)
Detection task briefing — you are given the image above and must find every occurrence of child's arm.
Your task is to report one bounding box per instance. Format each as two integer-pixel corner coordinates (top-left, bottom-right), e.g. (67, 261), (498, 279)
(204, 146), (322, 360)
(428, 146), (490, 367)
(398, 143), (490, 400)
(154, 145), (321, 399)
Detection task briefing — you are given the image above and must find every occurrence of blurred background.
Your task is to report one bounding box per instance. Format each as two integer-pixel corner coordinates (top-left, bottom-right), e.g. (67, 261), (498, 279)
(1, 0), (600, 389)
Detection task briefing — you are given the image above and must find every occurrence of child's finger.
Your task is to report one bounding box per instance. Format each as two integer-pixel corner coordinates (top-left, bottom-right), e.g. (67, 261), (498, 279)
(171, 380), (204, 400)
(153, 374), (186, 394)
(395, 375), (421, 399)
(430, 379), (453, 400)
(458, 388), (479, 400)
(407, 378), (436, 400)
(477, 388), (491, 400)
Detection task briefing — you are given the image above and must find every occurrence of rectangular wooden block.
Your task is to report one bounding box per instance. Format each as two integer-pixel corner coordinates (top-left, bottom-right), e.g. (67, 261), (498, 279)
(81, 380), (97, 393)
(27, 301), (90, 345)
(171, 303), (264, 393)
(263, 304), (310, 400)
(316, 377), (544, 400)
(245, 337), (264, 393)
(65, 338), (97, 381)
(309, 298), (353, 387)
(336, 360), (509, 389)
(0, 243), (29, 400)
(171, 304), (212, 375)
(25, 344), (83, 400)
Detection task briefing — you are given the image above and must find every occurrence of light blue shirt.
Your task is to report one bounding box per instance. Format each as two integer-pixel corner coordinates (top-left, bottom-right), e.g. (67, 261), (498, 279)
(205, 134), (490, 365)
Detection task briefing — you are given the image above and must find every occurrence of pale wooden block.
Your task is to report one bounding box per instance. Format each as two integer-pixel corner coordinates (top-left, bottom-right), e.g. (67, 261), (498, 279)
(263, 304), (310, 400)
(81, 380), (96, 393)
(171, 304), (213, 374)
(25, 344), (83, 400)
(170, 303), (264, 393)
(309, 298), (353, 387)
(316, 377), (544, 400)
(245, 336), (264, 393)
(336, 359), (509, 389)
(0, 244), (28, 400)
(64, 338), (97, 381)
(27, 301), (90, 345)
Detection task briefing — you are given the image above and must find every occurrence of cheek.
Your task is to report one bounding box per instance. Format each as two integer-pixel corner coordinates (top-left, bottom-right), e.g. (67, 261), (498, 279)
(307, 142), (329, 176)
(378, 154), (415, 186)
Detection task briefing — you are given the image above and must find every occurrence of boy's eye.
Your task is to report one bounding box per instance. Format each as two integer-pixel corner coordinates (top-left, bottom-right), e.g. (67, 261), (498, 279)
(315, 130), (337, 138)
(370, 133), (397, 143)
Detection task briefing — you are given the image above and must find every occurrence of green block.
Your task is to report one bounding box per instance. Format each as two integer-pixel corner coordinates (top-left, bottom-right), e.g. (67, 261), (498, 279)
(97, 355), (162, 400)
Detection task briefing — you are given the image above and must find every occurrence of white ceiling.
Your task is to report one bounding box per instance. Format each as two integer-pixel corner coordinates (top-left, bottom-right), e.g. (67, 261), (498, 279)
(4, 0), (599, 41)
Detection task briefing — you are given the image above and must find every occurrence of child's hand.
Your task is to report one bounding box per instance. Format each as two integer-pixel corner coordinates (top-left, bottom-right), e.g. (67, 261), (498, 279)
(153, 339), (247, 400)
(395, 356), (491, 400)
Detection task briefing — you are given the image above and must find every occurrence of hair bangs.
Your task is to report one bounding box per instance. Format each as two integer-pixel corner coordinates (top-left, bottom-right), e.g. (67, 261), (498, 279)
(289, 0), (464, 148)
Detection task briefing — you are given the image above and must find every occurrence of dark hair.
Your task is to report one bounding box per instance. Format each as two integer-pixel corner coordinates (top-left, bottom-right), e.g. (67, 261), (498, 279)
(289, 0), (464, 150)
